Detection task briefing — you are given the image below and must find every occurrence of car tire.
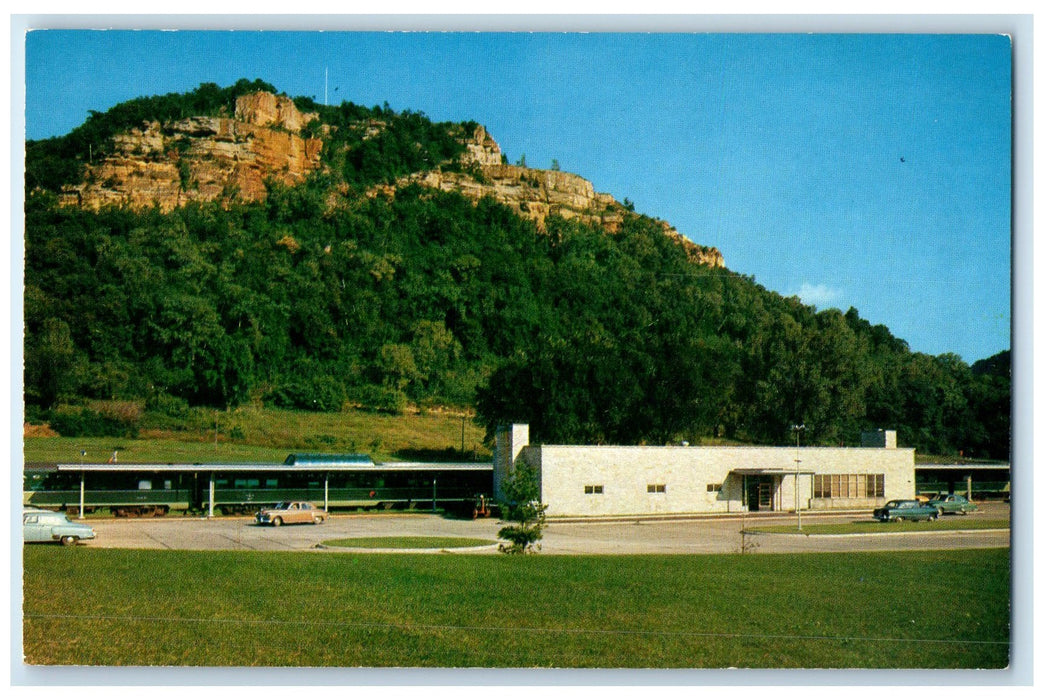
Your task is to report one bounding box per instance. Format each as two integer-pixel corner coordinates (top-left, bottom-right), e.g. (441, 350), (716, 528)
(60, 535), (78, 546)
(928, 513), (937, 521)
(313, 515), (324, 524)
(893, 516), (904, 523)
(272, 517), (283, 527)
(937, 507), (944, 516)
(959, 508), (967, 515)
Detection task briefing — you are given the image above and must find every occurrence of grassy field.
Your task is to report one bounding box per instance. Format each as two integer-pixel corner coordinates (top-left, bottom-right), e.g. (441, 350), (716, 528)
(22, 547), (1009, 668)
(750, 518), (1010, 535)
(24, 406), (491, 464)
(321, 536), (498, 549)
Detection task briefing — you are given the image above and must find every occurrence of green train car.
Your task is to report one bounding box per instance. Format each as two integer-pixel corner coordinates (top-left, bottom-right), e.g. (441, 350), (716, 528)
(24, 454), (494, 517)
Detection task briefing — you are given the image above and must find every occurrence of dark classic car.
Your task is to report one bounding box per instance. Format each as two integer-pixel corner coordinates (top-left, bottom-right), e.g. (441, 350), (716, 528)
(872, 499), (939, 522)
(928, 494), (978, 516)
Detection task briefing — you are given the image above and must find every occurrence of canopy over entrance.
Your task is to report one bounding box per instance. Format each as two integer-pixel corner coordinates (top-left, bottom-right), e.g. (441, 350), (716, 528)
(731, 467), (815, 476)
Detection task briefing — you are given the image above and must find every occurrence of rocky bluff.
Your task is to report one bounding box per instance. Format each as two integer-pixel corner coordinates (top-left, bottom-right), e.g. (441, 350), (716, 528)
(403, 124), (723, 268)
(59, 91), (723, 268)
(59, 92), (323, 212)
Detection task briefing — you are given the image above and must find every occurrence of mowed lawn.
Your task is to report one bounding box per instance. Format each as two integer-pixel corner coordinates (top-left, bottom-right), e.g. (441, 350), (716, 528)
(22, 547), (1009, 669)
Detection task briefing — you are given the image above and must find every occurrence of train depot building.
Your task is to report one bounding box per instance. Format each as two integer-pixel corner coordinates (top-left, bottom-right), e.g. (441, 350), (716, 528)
(495, 424), (918, 518)
(25, 426), (1007, 520)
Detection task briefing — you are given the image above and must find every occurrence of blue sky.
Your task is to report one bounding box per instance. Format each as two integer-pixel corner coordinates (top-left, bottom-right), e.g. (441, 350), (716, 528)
(21, 29), (1012, 363)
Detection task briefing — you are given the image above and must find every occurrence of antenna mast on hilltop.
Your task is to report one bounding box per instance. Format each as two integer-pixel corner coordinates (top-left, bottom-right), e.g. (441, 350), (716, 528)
(324, 67), (328, 106)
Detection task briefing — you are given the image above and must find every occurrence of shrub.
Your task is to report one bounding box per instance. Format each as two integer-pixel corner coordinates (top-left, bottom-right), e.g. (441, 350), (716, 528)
(351, 385), (409, 415)
(48, 406), (140, 438)
(497, 456), (547, 554)
(266, 376), (346, 412)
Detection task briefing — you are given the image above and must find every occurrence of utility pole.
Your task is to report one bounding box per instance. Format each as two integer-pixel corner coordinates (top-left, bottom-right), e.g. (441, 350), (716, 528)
(792, 424), (806, 531)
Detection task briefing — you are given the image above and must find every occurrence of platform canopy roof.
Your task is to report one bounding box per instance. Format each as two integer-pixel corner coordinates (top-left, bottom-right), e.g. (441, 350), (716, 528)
(44, 460), (492, 473)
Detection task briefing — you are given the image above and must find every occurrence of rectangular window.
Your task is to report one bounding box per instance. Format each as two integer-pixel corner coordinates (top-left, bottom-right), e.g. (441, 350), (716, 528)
(872, 474), (885, 497)
(647, 484), (666, 493)
(813, 474), (886, 499)
(584, 485), (603, 495)
(707, 483), (722, 493)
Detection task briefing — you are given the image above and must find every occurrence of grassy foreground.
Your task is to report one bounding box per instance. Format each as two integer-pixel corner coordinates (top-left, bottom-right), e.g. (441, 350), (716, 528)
(23, 547), (1009, 668)
(750, 518), (1010, 535)
(322, 536), (498, 549)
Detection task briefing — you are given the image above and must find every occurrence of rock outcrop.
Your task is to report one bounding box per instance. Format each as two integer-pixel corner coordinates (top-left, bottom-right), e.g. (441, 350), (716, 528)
(59, 93), (323, 212)
(400, 125), (725, 268)
(55, 92), (724, 268)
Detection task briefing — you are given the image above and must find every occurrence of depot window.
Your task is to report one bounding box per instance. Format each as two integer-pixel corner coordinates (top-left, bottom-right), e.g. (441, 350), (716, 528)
(813, 473), (885, 498)
(647, 484), (666, 494)
(584, 485), (604, 495)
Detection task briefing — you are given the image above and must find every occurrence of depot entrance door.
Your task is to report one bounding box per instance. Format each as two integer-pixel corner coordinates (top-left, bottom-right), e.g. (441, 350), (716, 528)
(745, 475), (776, 512)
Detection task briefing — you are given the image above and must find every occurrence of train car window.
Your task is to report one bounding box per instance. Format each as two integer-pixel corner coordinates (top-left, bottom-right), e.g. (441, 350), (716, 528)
(164, 480), (173, 490)
(138, 480), (152, 490)
(266, 479), (278, 488)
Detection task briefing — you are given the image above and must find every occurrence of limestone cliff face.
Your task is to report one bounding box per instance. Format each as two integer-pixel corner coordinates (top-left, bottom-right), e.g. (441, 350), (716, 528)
(402, 125), (725, 268)
(56, 93), (724, 268)
(59, 93), (323, 212)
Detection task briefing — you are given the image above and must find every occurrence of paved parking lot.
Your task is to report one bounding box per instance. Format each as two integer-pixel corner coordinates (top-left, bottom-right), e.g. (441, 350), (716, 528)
(80, 502), (1010, 555)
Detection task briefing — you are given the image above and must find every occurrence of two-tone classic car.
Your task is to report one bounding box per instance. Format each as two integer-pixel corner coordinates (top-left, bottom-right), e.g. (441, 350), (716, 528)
(927, 493), (978, 516)
(255, 501), (327, 526)
(872, 499), (939, 523)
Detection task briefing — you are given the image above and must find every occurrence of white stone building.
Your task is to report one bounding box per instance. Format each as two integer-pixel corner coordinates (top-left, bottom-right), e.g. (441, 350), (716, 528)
(494, 424), (915, 518)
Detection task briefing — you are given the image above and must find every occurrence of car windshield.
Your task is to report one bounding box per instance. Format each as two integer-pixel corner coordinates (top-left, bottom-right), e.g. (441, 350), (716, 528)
(272, 502), (287, 510)
(885, 501), (901, 508)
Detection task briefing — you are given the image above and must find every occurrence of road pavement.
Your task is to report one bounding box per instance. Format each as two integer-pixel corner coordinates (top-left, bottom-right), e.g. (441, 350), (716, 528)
(75, 502), (1010, 554)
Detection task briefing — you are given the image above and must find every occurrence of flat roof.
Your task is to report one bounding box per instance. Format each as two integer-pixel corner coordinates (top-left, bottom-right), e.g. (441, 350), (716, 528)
(915, 463), (1010, 471)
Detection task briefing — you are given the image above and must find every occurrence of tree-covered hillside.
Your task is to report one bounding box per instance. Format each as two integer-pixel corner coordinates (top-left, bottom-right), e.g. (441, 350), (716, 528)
(24, 83), (1011, 459)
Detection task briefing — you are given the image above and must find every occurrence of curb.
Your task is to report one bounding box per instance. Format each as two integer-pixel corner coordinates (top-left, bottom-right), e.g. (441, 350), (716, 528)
(746, 527), (1010, 538)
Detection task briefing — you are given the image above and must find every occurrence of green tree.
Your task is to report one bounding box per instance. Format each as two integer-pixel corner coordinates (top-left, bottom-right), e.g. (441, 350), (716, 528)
(497, 456), (548, 554)
(25, 318), (79, 408)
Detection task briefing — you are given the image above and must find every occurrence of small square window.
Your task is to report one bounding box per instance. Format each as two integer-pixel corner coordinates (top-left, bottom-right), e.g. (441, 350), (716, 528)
(647, 484), (666, 494)
(584, 485), (604, 495)
(707, 483), (722, 493)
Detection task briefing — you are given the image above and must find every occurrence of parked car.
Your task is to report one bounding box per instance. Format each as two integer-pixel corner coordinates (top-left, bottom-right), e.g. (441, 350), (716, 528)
(928, 494), (978, 516)
(23, 508), (96, 545)
(255, 501), (326, 526)
(873, 499), (939, 522)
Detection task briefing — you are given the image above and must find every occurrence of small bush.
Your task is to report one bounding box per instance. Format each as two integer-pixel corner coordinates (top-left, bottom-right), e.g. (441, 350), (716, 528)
(266, 376), (346, 412)
(351, 385), (408, 415)
(145, 392), (190, 419)
(48, 407), (140, 438)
